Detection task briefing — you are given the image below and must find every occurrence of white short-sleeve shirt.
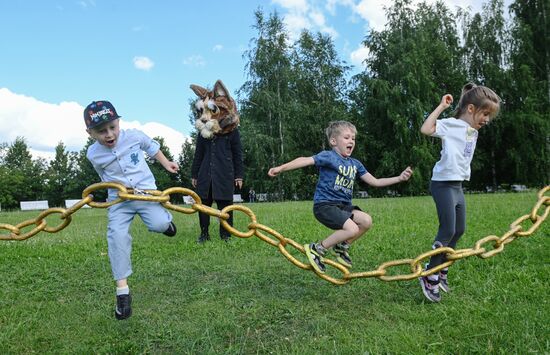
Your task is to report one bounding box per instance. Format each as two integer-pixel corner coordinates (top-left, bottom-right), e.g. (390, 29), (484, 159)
(87, 129), (160, 200)
(431, 118), (478, 181)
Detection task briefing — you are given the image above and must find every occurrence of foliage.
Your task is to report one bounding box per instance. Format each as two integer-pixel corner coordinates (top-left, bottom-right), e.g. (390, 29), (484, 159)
(350, 0), (466, 195)
(148, 136), (179, 199)
(0, 192), (547, 352)
(239, 10), (294, 198)
(0, 0), (548, 206)
(1, 137), (46, 208)
(44, 142), (79, 206)
(176, 137), (195, 190)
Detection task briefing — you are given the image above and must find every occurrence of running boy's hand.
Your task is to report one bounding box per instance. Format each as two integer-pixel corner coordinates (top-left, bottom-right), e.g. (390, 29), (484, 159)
(440, 94), (453, 109)
(268, 167), (281, 177)
(164, 161), (179, 173)
(154, 150), (179, 173)
(399, 166), (413, 182)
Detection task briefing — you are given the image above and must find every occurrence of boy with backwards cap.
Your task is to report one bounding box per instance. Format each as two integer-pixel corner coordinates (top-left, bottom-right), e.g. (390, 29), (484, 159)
(84, 100), (179, 320)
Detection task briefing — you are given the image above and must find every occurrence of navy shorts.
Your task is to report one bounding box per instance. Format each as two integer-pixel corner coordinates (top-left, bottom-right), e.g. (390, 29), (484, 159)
(313, 202), (362, 230)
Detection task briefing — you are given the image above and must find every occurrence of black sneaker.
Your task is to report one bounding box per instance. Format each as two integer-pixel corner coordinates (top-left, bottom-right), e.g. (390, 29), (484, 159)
(115, 294), (132, 320)
(220, 233), (231, 242)
(163, 221), (177, 237)
(197, 233), (210, 244)
(304, 243), (326, 274)
(333, 242), (352, 268)
(439, 269), (450, 293)
(419, 276), (441, 302)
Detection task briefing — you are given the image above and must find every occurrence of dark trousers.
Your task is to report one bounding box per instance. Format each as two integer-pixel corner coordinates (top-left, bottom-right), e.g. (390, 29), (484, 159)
(427, 180), (466, 269)
(198, 185), (233, 237)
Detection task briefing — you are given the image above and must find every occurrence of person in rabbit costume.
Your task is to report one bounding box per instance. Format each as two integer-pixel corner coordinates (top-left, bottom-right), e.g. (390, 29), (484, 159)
(190, 80), (244, 243)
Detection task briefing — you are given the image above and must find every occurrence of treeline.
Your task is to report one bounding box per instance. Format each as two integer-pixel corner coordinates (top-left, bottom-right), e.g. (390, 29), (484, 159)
(0, 0), (548, 209)
(0, 137), (196, 209)
(239, 0), (549, 199)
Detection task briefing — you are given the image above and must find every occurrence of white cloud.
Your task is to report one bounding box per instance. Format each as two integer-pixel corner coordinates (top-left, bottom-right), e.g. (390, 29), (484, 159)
(78, 0), (96, 9)
(325, 0), (355, 15)
(0, 88), (188, 161)
(212, 44), (223, 52)
(269, 0), (512, 68)
(0, 88), (87, 160)
(272, 0), (309, 12)
(351, 0), (509, 32)
(121, 120), (188, 158)
(283, 13), (312, 40)
(353, 0), (387, 31)
(350, 44), (369, 68)
(310, 10), (338, 38)
(273, 0), (340, 41)
(133, 56), (154, 71)
(183, 55), (206, 67)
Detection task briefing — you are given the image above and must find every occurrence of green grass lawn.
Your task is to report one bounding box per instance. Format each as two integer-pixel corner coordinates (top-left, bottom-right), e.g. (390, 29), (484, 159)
(0, 191), (548, 354)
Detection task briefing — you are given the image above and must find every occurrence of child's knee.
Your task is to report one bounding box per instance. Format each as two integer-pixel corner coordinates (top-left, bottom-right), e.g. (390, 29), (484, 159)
(345, 221), (360, 235)
(148, 220), (171, 233)
(437, 227), (457, 243)
(353, 211), (372, 230)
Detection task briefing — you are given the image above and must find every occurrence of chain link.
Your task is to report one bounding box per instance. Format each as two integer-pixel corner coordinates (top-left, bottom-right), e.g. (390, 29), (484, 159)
(1, 183), (548, 284)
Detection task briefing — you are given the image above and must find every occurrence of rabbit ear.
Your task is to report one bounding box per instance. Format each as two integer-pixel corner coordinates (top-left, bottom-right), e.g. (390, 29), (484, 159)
(190, 84), (209, 98)
(213, 80), (231, 99)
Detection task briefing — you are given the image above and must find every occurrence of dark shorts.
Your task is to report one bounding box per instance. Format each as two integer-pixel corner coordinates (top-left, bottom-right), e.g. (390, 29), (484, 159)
(313, 202), (362, 230)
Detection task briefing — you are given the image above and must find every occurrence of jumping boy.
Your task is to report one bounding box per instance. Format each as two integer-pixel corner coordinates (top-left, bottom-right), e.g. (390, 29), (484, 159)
(268, 121), (413, 273)
(84, 100), (179, 320)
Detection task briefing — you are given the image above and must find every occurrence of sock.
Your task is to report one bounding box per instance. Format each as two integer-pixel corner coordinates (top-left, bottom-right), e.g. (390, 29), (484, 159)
(316, 242), (327, 255)
(427, 274), (439, 282)
(339, 241), (350, 250)
(116, 286), (130, 296)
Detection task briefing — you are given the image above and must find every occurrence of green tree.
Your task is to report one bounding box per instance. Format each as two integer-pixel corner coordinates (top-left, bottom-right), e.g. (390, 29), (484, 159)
(177, 137), (195, 190)
(459, 0), (508, 190)
(239, 9), (294, 198)
(74, 137), (106, 202)
(349, 0), (465, 195)
(284, 30), (351, 199)
(4, 137), (46, 204)
(148, 136), (178, 192)
(45, 141), (78, 206)
(502, 0), (550, 186)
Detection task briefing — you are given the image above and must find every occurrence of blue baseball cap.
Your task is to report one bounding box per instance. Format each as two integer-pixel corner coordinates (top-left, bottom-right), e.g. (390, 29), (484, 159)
(84, 100), (121, 129)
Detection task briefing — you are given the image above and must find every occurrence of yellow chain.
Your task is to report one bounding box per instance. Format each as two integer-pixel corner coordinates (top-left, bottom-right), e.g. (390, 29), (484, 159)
(1, 183), (548, 285)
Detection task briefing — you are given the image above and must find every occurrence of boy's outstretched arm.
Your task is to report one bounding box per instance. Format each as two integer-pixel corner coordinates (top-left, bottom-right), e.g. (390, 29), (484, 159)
(268, 157), (314, 177)
(420, 94), (453, 136)
(154, 150), (179, 173)
(360, 166), (413, 187)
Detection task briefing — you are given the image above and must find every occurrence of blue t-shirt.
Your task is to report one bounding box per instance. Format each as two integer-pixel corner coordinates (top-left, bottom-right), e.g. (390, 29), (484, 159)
(312, 150), (368, 205)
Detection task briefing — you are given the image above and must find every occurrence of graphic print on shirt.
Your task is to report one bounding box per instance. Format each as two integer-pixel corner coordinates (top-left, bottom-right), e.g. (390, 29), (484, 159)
(130, 152), (140, 165)
(334, 164), (357, 195)
(463, 127), (478, 158)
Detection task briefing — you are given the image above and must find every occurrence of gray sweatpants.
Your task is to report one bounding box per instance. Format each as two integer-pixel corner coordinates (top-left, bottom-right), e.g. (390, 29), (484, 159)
(427, 180), (466, 269)
(107, 200), (173, 280)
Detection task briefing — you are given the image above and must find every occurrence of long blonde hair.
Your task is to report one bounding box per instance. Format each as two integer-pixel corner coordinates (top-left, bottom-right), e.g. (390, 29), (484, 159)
(453, 83), (501, 119)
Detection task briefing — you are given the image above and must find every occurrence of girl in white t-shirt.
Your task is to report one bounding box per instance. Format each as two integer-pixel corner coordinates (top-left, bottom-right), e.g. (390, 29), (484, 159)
(418, 83), (501, 302)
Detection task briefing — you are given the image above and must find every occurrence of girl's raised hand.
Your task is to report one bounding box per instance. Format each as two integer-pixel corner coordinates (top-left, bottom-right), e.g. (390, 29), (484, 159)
(399, 166), (413, 182)
(441, 94), (453, 109)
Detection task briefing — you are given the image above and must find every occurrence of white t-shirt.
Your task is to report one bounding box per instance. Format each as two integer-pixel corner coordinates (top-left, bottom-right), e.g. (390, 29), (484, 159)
(87, 129), (160, 200)
(431, 118), (478, 181)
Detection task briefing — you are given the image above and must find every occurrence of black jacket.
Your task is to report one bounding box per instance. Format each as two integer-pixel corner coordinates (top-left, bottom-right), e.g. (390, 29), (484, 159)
(191, 129), (243, 200)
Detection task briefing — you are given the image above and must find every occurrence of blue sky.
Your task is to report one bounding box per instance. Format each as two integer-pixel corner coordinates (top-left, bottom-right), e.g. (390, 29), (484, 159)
(0, 0), (504, 159)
